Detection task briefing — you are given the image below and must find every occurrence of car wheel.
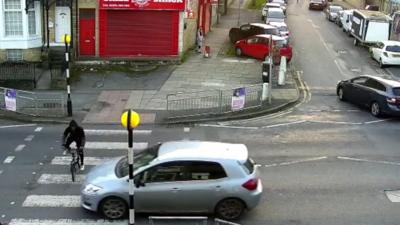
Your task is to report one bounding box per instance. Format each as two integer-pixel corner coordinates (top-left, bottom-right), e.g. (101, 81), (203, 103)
(370, 102), (382, 117)
(338, 87), (345, 101)
(235, 48), (242, 57)
(100, 197), (127, 220)
(379, 58), (385, 68)
(215, 198), (245, 220)
(342, 27), (346, 32)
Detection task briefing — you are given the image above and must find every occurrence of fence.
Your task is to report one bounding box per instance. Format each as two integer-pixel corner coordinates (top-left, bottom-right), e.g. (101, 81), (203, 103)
(0, 87), (65, 117)
(166, 84), (263, 118)
(0, 61), (39, 88)
(148, 216), (241, 225)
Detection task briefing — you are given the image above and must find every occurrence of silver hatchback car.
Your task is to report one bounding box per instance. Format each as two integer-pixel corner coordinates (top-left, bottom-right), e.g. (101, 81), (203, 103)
(81, 141), (263, 220)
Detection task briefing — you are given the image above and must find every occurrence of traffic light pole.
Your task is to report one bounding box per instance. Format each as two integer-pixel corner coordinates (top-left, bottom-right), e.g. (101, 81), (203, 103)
(127, 110), (135, 225)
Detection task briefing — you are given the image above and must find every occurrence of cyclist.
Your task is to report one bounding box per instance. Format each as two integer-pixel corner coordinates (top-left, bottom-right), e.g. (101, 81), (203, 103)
(62, 120), (86, 170)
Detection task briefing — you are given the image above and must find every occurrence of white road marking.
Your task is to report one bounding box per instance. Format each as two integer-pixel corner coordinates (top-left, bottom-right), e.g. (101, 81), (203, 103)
(0, 124), (36, 129)
(364, 119), (391, 124)
(34, 127), (43, 132)
(201, 82), (225, 87)
(309, 120), (363, 125)
(337, 156), (400, 166)
(51, 156), (114, 166)
(385, 190), (400, 203)
(261, 120), (307, 129)
(0, 170), (3, 175)
(3, 156), (15, 164)
(22, 195), (81, 207)
(15, 144), (26, 152)
(197, 124), (258, 130)
(84, 129), (152, 135)
(24, 135), (34, 141)
(334, 59), (349, 77)
(38, 174), (85, 184)
(9, 219), (127, 225)
(265, 156), (328, 167)
(184, 127), (190, 132)
(70, 141), (148, 150)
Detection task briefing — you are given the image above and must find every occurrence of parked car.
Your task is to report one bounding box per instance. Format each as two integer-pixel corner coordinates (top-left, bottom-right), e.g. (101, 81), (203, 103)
(269, 21), (290, 41)
(337, 75), (400, 117)
(335, 10), (344, 27)
(81, 141), (263, 220)
(265, 8), (286, 24)
(370, 41), (400, 68)
(309, 0), (325, 10)
(235, 34), (293, 62)
(270, 0), (287, 14)
(341, 9), (354, 35)
(351, 10), (392, 46)
(326, 5), (343, 21)
(262, 3), (283, 20)
(229, 23), (280, 44)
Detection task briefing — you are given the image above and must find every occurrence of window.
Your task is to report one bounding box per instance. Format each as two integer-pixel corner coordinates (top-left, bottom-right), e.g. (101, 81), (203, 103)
(144, 162), (188, 183)
(386, 45), (400, 52)
(6, 49), (23, 61)
(240, 158), (255, 175)
(28, 10), (36, 35)
(187, 161), (227, 180)
(393, 88), (400, 96)
(4, 0), (23, 36)
(351, 77), (368, 85)
(365, 79), (386, 92)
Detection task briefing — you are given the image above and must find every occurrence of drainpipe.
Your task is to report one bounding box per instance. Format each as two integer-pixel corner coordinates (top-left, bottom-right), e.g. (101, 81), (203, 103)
(46, 0), (49, 49)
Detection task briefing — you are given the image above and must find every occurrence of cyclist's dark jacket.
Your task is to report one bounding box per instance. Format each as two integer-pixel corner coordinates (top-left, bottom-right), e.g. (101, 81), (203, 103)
(63, 120), (85, 146)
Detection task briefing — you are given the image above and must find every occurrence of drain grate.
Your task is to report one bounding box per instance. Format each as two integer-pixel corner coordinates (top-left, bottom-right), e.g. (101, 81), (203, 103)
(385, 190), (400, 202)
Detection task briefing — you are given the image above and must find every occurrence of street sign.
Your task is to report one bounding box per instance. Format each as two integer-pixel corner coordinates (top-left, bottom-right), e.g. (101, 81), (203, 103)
(4, 88), (17, 112)
(231, 87), (246, 111)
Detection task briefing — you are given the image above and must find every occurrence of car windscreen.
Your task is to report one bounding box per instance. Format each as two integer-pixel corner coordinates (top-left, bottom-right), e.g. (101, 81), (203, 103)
(386, 45), (400, 52)
(264, 28), (280, 35)
(393, 87), (400, 96)
(274, 39), (286, 47)
(330, 7), (342, 12)
(268, 11), (285, 19)
(115, 143), (160, 178)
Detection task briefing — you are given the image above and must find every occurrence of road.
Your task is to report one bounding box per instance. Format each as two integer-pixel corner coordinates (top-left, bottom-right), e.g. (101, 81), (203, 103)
(1, 1), (400, 225)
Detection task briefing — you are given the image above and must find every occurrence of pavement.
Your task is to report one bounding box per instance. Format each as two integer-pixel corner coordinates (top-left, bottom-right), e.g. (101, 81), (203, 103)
(1, 0), (299, 125)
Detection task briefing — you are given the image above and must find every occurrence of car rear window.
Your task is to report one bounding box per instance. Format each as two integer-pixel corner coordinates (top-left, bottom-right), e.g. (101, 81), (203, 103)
(393, 88), (400, 96)
(386, 45), (400, 52)
(240, 158), (255, 174)
(268, 11), (285, 19)
(264, 28), (280, 35)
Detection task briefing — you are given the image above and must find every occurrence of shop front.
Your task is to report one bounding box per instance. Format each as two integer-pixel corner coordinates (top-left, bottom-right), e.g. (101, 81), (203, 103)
(98, 0), (185, 58)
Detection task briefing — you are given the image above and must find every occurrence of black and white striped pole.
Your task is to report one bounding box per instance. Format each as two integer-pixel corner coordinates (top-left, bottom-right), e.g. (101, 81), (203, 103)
(63, 34), (73, 116)
(121, 110), (140, 225)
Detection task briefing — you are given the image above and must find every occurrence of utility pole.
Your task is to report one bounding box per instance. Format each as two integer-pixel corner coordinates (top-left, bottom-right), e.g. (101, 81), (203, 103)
(268, 37), (273, 104)
(64, 34), (73, 116)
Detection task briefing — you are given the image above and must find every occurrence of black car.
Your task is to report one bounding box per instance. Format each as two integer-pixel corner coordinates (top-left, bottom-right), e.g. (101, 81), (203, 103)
(336, 75), (400, 117)
(229, 23), (280, 44)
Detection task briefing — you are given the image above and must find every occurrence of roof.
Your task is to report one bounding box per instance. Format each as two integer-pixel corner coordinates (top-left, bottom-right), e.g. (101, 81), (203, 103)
(362, 75), (400, 87)
(267, 7), (284, 12)
(157, 141), (249, 162)
(250, 23), (277, 29)
(354, 10), (392, 21)
(382, 40), (400, 46)
(269, 21), (287, 28)
(266, 3), (281, 6)
(255, 34), (285, 40)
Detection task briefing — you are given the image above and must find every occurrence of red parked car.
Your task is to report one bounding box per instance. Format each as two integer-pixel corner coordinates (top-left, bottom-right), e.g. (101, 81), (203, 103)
(234, 34), (292, 62)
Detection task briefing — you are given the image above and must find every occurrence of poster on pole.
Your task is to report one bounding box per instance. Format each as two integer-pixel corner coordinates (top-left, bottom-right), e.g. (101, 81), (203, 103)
(231, 87), (246, 111)
(4, 89), (17, 112)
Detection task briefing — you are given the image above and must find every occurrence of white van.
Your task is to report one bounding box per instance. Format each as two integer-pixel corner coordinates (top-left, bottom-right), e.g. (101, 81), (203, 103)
(341, 9), (354, 35)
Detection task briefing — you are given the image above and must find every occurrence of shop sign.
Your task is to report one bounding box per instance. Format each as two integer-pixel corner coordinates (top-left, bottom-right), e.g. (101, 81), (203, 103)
(100, 0), (185, 10)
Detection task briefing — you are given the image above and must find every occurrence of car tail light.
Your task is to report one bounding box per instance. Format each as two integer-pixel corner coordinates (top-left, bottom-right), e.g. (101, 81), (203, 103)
(383, 52), (389, 57)
(242, 178), (259, 191)
(387, 97), (400, 105)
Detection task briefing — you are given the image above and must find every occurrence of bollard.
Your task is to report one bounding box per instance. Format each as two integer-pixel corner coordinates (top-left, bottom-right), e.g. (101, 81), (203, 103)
(204, 46), (211, 58)
(262, 83), (269, 101)
(278, 56), (287, 86)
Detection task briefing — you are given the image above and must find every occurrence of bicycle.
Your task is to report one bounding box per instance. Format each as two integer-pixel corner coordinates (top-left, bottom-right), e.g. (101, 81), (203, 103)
(64, 147), (81, 182)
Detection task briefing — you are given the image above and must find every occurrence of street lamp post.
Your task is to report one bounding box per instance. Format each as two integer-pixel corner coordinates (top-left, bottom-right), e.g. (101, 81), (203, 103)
(63, 34), (73, 116)
(121, 110), (140, 225)
(268, 37), (273, 104)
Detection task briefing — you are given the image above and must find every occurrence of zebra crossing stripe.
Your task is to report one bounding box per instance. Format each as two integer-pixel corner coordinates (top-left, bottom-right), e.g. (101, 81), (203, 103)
(51, 156), (115, 166)
(85, 129), (152, 135)
(22, 195), (81, 207)
(38, 174), (85, 184)
(70, 142), (148, 150)
(9, 218), (127, 225)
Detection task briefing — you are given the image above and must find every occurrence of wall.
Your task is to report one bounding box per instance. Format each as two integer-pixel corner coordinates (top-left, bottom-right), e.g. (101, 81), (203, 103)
(182, 0), (199, 53)
(344, 0), (366, 8)
(0, 48), (41, 62)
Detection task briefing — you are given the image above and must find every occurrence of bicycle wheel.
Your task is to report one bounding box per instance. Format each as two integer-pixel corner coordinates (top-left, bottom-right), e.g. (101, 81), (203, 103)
(70, 162), (78, 182)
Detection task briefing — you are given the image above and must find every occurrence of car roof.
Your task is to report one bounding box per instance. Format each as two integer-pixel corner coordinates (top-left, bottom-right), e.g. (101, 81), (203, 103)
(269, 21), (287, 27)
(268, 7), (284, 12)
(329, 5), (343, 8)
(266, 3), (281, 6)
(157, 141), (249, 162)
(382, 40), (400, 45)
(361, 75), (400, 87)
(255, 34), (285, 40)
(250, 23), (277, 29)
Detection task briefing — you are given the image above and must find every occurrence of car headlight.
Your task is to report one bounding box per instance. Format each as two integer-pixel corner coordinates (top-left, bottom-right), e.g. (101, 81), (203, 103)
(83, 184), (102, 195)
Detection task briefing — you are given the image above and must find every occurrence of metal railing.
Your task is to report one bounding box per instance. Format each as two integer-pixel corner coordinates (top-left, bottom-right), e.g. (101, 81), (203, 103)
(166, 84), (263, 118)
(0, 61), (39, 88)
(0, 87), (65, 117)
(149, 216), (208, 225)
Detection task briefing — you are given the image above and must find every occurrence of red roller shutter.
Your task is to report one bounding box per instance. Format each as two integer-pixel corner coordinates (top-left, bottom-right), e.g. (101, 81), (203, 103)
(100, 10), (179, 57)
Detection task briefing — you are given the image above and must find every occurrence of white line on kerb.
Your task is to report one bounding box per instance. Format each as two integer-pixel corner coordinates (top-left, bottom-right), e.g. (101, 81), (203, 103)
(15, 144), (26, 152)
(364, 119), (390, 124)
(197, 124), (258, 130)
(70, 141), (148, 150)
(34, 127), (43, 132)
(22, 195), (81, 207)
(0, 170), (3, 175)
(38, 174), (85, 184)
(265, 156), (328, 168)
(9, 219), (127, 225)
(3, 156), (15, 164)
(84, 129), (152, 135)
(24, 135), (34, 141)
(262, 120), (307, 129)
(337, 156), (400, 166)
(51, 156), (114, 166)
(0, 124), (36, 129)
